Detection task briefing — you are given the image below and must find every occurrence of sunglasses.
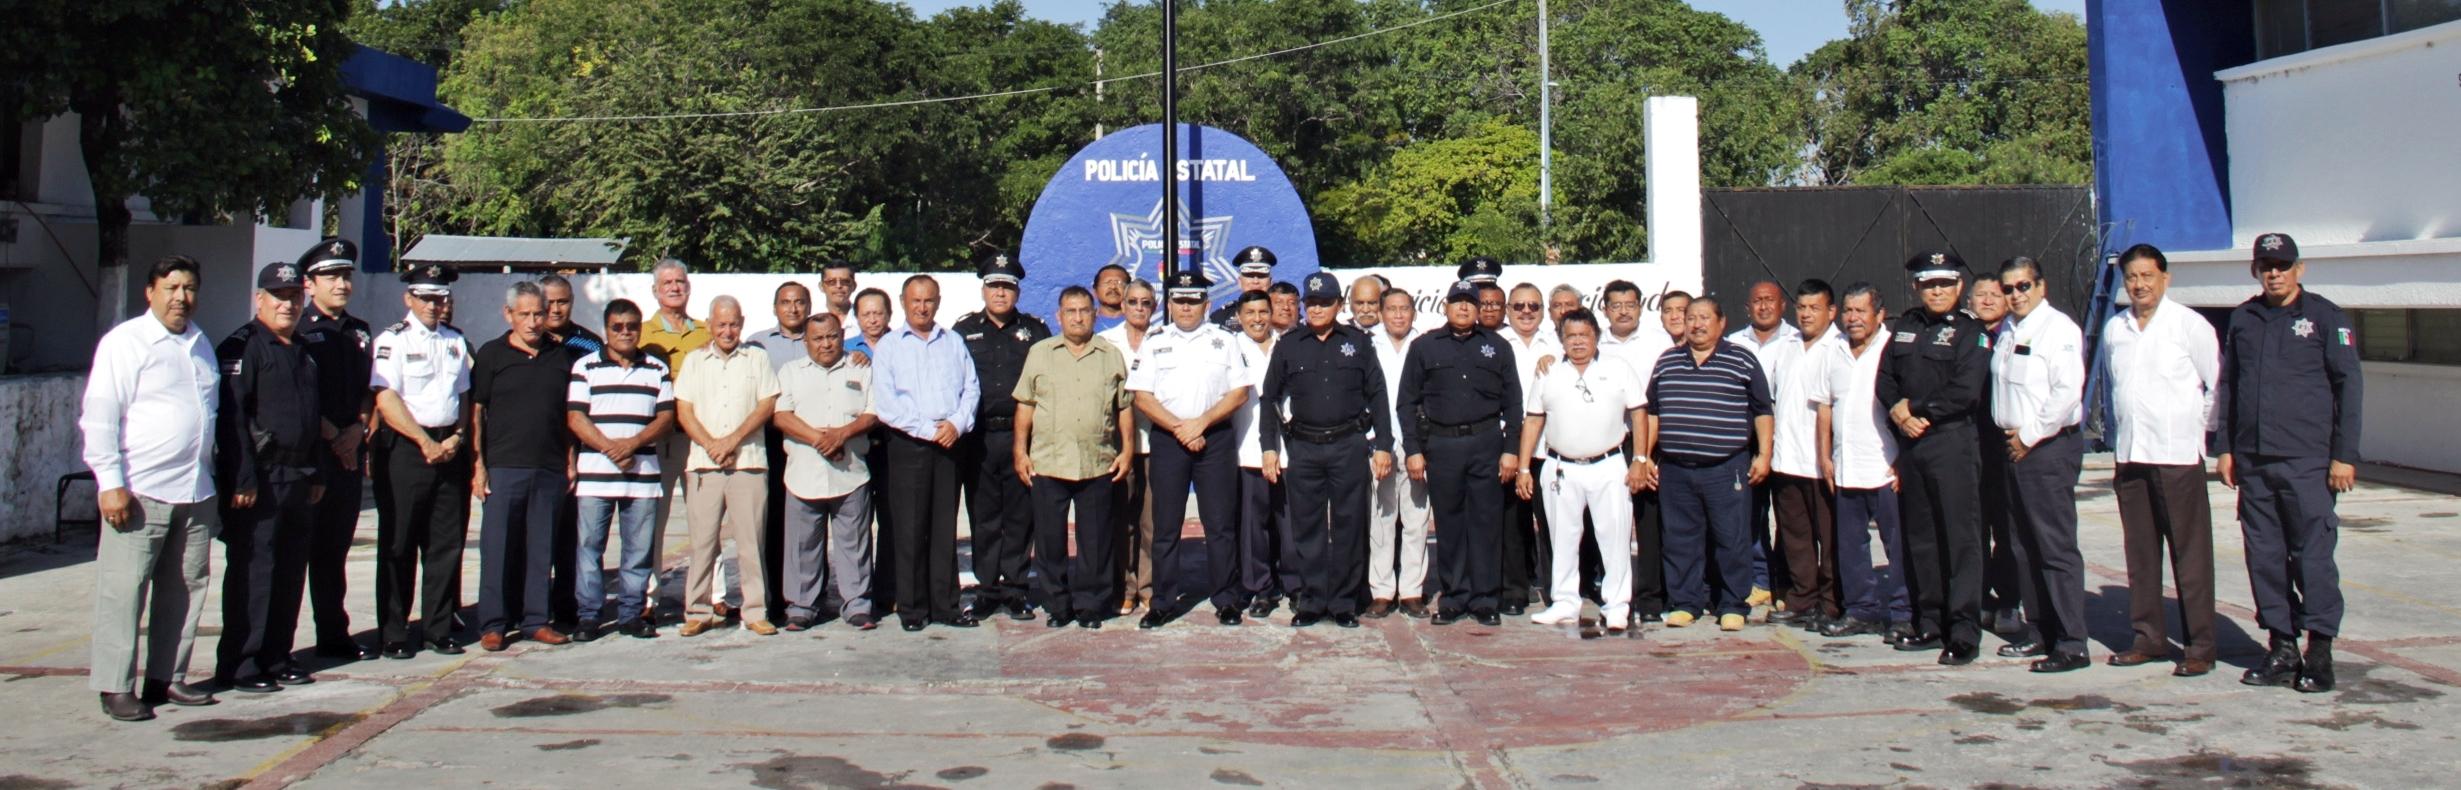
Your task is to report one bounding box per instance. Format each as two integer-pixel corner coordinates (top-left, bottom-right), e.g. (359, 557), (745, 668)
(1125, 298), (1157, 307)
(1170, 298), (1205, 306)
(1510, 302), (1542, 312)
(2003, 280), (2038, 294)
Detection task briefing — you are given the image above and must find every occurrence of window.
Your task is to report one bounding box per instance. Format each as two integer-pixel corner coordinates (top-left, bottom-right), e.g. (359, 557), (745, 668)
(2254, 0), (2461, 59)
(2354, 309), (2461, 365)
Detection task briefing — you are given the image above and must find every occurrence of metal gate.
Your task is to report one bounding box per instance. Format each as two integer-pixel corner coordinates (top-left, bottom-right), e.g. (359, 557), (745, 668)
(1700, 185), (2099, 318)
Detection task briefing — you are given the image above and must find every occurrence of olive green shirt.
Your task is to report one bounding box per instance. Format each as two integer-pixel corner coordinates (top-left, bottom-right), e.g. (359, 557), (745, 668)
(1011, 336), (1132, 481)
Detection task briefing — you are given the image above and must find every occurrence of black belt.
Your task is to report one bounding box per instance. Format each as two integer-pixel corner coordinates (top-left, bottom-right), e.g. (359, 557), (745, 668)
(1664, 450), (1744, 469)
(1549, 449), (1622, 466)
(1286, 418), (1367, 444)
(1422, 420), (1486, 438)
(981, 416), (1015, 432)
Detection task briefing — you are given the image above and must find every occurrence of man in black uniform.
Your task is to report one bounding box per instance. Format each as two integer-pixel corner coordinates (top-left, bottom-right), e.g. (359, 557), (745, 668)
(1260, 272), (1394, 628)
(1399, 281), (1524, 626)
(212, 261), (326, 692)
(1874, 252), (1993, 665)
(955, 253), (1051, 621)
(1461, 257), (1540, 615)
(296, 239), (378, 661)
(1210, 246), (1279, 331)
(2216, 232), (2362, 693)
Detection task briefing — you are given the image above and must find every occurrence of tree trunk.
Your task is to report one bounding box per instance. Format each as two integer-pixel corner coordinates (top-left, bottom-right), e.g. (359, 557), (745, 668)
(74, 84), (132, 331)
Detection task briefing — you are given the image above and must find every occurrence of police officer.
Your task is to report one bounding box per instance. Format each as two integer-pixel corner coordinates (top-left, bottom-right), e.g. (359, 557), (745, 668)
(1399, 281), (1523, 626)
(1129, 269), (1252, 628)
(370, 264), (476, 658)
(955, 253), (1051, 621)
(1210, 246), (1279, 331)
(2216, 232), (2362, 694)
(296, 239), (379, 661)
(211, 261), (325, 693)
(1874, 252), (1992, 665)
(1260, 272), (1393, 628)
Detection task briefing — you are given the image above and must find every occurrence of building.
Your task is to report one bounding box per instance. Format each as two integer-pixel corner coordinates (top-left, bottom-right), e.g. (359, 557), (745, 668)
(2090, 1), (2461, 473)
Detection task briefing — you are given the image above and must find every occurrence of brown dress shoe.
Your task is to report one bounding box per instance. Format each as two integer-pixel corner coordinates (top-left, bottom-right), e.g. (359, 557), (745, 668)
(1363, 599), (1394, 619)
(1399, 598), (1430, 619)
(2173, 659), (2215, 677)
(529, 627), (571, 645)
(2107, 650), (2161, 667)
(678, 619), (713, 637)
(478, 632), (509, 652)
(743, 619), (779, 636)
(1118, 596), (1141, 616)
(713, 602), (738, 621)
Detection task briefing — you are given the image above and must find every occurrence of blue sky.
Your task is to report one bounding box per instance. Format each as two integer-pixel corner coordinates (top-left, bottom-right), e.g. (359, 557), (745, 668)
(897, 0), (2089, 68)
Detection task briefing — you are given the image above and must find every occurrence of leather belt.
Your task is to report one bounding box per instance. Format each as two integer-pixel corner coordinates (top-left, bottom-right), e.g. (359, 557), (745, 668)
(1422, 420), (1483, 438)
(1286, 418), (1366, 444)
(1549, 449), (1621, 466)
(980, 416), (1015, 432)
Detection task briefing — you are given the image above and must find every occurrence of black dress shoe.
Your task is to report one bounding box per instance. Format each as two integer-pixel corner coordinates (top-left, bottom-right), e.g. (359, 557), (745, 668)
(901, 618), (927, 632)
(1499, 602), (1528, 617)
(1247, 599), (1277, 618)
(142, 679), (217, 707)
(1005, 600), (1036, 621)
(934, 614), (981, 628)
(1997, 639), (2048, 658)
(1077, 617), (1102, 630)
(273, 666), (316, 685)
(1138, 611), (1168, 630)
(2296, 638), (2335, 693)
(1291, 613), (1323, 628)
(573, 624), (604, 642)
(1047, 614), (1072, 628)
(621, 620), (660, 639)
(1767, 609), (1808, 626)
(1939, 644), (1979, 666)
(1640, 611), (1663, 623)
(382, 643), (416, 660)
(99, 692), (153, 722)
(427, 639), (465, 656)
(315, 643), (379, 661)
(1474, 611), (1502, 627)
(1820, 617), (1883, 638)
(1891, 632), (1942, 651)
(1332, 613), (1361, 629)
(2031, 651), (2091, 673)
(230, 675), (282, 694)
(1217, 609), (1244, 626)
(1431, 610), (1464, 626)
(2243, 633), (2303, 687)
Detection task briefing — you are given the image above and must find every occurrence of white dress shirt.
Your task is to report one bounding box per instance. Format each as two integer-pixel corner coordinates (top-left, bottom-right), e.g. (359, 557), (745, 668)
(1525, 356), (1645, 459)
(1824, 335), (1899, 490)
(1771, 328), (1848, 479)
(1374, 325), (1423, 448)
(370, 314), (472, 428)
(1125, 320), (1250, 425)
(1727, 322), (1804, 393)
(1991, 304), (2086, 447)
(80, 313), (219, 504)
(1597, 327), (1674, 386)
(1099, 323), (1156, 455)
(2104, 298), (2221, 465)
(1232, 331), (1277, 468)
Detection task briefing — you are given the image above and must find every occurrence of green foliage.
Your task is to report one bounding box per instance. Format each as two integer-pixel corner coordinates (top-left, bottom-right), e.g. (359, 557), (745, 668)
(1319, 117), (1542, 263)
(1792, 0), (2090, 186)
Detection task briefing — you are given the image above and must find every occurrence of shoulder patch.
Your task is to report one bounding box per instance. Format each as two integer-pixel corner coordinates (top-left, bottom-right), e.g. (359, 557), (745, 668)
(374, 346), (392, 360)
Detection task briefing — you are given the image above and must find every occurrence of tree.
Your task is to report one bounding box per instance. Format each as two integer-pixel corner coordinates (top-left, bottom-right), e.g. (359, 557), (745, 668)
(1793, 0), (2090, 186)
(1318, 117), (1544, 263)
(4, 0), (378, 308)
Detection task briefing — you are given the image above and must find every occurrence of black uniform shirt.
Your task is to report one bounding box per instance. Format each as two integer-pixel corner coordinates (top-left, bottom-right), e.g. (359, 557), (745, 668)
(300, 306), (372, 434)
(2215, 291), (2363, 462)
(216, 320), (324, 491)
(1396, 326), (1523, 457)
(469, 334), (577, 470)
(954, 309), (1050, 428)
(1874, 307), (1992, 439)
(1259, 324), (1392, 454)
(555, 323), (606, 357)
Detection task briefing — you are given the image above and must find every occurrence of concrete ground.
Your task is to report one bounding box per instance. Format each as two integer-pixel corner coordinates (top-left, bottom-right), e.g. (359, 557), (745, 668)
(2, 456), (2458, 789)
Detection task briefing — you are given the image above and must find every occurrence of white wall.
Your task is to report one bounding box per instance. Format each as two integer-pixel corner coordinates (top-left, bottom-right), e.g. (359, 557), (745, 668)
(0, 373), (93, 542)
(2359, 362), (2461, 473)
(2216, 22), (2461, 249)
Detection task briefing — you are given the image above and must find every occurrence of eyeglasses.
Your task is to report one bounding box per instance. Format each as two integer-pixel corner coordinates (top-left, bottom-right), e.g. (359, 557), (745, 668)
(606, 322), (641, 333)
(1170, 298), (1205, 306)
(1574, 376), (1594, 403)
(1510, 303), (1542, 313)
(2003, 280), (2038, 294)
(1125, 298), (1157, 307)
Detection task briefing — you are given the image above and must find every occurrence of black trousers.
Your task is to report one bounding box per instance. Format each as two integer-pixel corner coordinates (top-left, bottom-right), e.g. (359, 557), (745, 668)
(964, 428), (1034, 605)
(1631, 488), (1666, 613)
(216, 476), (314, 679)
(308, 458), (362, 650)
(1500, 460), (1540, 607)
(2238, 454), (2344, 638)
(760, 430), (790, 620)
(866, 434), (895, 606)
(2007, 429), (2088, 653)
(1031, 475), (1114, 618)
(477, 467), (561, 635)
(551, 481), (580, 627)
(1428, 432), (1505, 615)
(1979, 429), (2025, 622)
(884, 432), (963, 621)
(373, 425), (472, 645)
(1898, 422), (1984, 647)
(1236, 468), (1300, 601)
(1148, 423), (1242, 613)
(1285, 435), (1371, 616)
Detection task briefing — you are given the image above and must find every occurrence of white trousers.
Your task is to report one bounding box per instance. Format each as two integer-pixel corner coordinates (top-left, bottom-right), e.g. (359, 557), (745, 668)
(1368, 466), (1431, 600)
(1539, 454), (1634, 617)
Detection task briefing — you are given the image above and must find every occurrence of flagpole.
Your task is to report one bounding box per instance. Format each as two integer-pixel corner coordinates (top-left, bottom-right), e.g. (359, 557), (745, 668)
(1160, 0), (1180, 279)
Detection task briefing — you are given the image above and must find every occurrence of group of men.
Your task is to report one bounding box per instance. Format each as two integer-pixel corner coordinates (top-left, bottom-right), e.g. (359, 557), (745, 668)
(78, 231), (2360, 723)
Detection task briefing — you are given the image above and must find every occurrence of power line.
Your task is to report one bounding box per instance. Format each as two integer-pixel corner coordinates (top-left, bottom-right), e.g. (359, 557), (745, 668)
(467, 0), (1519, 125)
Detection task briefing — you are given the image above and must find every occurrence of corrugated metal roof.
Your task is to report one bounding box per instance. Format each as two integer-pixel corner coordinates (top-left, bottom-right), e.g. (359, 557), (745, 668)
(401, 235), (628, 266)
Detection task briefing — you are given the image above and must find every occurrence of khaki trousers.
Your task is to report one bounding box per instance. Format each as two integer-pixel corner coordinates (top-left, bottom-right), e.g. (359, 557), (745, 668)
(685, 470), (768, 621)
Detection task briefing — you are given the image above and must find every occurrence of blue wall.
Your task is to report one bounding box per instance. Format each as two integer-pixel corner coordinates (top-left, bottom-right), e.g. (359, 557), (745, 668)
(2088, 0), (2253, 253)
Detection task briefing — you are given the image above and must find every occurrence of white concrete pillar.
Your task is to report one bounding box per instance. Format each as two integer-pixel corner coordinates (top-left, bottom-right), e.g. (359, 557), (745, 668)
(1643, 96), (1702, 286)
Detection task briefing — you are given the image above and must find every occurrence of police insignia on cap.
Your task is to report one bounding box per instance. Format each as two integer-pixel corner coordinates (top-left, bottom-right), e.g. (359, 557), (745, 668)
(2262, 235), (2284, 250)
(1930, 253), (1946, 266)
(278, 265), (296, 281)
(1249, 249), (1265, 263)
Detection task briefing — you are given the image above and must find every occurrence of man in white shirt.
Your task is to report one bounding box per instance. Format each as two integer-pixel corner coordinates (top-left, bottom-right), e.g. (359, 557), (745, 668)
(1595, 281), (1678, 621)
(1365, 288), (1433, 619)
(674, 296), (782, 636)
(1818, 282), (1906, 639)
(1129, 270), (1253, 627)
(82, 255), (223, 721)
(1727, 280), (1800, 609)
(2101, 245), (2221, 677)
(1500, 282), (1560, 613)
(773, 314), (880, 631)
(1516, 310), (1650, 633)
(1230, 291), (1300, 616)
(1768, 280), (1849, 630)
(1098, 280), (1159, 615)
(1988, 257), (2090, 672)
(369, 263), (477, 658)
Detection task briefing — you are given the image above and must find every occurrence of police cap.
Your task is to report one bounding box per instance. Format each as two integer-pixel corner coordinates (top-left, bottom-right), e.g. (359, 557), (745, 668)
(298, 237), (357, 275)
(978, 252), (1024, 288)
(1456, 256), (1502, 284)
(1234, 246), (1277, 275)
(1165, 268), (1213, 300)
(257, 261), (305, 293)
(1302, 271), (1342, 302)
(401, 263), (458, 296)
(2254, 232), (2299, 264)
(1445, 280), (1481, 304)
(1905, 251), (1969, 284)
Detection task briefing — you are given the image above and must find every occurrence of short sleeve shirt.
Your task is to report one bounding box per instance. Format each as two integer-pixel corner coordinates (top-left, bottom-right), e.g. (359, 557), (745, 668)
(1013, 337), (1132, 481)
(775, 355), (873, 499)
(675, 344), (781, 471)
(640, 312), (710, 373)
(567, 350), (674, 499)
(470, 335), (576, 469)
(1525, 356), (1645, 459)
(369, 316), (472, 428)
(1124, 321), (1249, 421)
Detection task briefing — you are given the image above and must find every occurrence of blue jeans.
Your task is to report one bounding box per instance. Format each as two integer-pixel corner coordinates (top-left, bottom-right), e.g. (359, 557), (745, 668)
(1836, 487), (1911, 625)
(1660, 453), (1754, 618)
(576, 496), (658, 626)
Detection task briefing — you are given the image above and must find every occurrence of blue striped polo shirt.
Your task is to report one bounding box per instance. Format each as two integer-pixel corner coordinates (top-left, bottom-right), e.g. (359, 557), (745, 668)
(1646, 341), (1773, 463)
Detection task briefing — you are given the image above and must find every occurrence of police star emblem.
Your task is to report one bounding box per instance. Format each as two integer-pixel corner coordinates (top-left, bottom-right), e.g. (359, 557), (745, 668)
(1013, 327), (1030, 342)
(1481, 344), (1496, 359)
(2263, 235), (2286, 251)
(2292, 317), (2315, 338)
(1930, 253), (1946, 266)
(1339, 342), (1355, 357)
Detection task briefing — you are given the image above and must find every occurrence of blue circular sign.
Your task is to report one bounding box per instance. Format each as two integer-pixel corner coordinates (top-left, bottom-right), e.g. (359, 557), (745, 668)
(1019, 123), (1320, 317)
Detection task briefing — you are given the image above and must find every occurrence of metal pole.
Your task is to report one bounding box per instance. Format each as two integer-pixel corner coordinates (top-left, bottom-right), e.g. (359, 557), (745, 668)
(1161, 0), (1180, 279)
(1537, 0), (1552, 237)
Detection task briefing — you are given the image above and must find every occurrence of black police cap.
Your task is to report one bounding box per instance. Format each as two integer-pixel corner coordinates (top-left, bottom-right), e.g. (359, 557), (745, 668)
(1445, 280), (1480, 304)
(2254, 232), (2299, 264)
(257, 261), (305, 292)
(1234, 246), (1277, 274)
(1165, 269), (1213, 298)
(1905, 251), (1969, 282)
(977, 252), (1024, 287)
(1456, 256), (1502, 283)
(401, 262), (458, 295)
(1302, 271), (1341, 301)
(299, 237), (357, 275)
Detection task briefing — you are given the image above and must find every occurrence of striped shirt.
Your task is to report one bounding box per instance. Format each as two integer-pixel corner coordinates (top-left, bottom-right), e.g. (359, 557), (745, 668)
(1646, 341), (1772, 463)
(565, 349), (676, 498)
